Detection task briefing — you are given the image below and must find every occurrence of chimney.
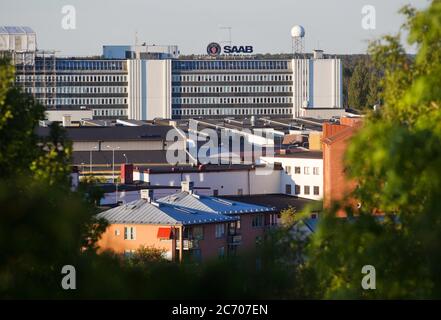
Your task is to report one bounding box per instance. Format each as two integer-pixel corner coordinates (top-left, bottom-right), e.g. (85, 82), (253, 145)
(181, 181), (194, 193)
(140, 189), (154, 202)
(62, 115), (72, 127)
(313, 49), (324, 59)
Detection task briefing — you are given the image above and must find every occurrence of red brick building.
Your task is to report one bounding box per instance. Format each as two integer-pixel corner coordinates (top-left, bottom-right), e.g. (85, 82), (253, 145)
(322, 117), (362, 216)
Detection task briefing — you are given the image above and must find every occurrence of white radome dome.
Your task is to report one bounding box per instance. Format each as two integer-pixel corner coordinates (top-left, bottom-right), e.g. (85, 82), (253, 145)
(291, 25), (305, 38)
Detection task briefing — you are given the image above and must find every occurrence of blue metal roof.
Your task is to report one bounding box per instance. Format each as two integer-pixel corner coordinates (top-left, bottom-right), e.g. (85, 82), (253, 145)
(97, 199), (237, 226)
(157, 192), (275, 215)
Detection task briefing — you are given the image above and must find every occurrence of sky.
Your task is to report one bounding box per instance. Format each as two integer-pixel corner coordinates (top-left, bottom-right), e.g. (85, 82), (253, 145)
(0, 0), (431, 56)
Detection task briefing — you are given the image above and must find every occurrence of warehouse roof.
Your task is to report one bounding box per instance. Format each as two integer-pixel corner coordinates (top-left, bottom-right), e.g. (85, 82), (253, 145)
(136, 163), (280, 174)
(157, 191), (274, 215)
(96, 198), (237, 226)
(72, 150), (170, 166)
(36, 125), (174, 141)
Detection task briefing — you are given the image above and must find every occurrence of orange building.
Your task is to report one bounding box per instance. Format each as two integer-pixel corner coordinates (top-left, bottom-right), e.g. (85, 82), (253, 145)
(97, 182), (276, 262)
(322, 117), (363, 215)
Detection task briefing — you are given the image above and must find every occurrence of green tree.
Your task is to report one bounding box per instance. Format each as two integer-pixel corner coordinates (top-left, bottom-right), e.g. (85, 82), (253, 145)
(308, 1), (441, 299)
(0, 59), (107, 297)
(347, 58), (381, 110)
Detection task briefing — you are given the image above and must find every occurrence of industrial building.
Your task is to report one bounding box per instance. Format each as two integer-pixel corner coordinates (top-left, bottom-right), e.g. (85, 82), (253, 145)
(2, 26), (344, 121)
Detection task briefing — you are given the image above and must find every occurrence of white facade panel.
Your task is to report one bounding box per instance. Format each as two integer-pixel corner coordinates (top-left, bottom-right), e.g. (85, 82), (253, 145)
(128, 59), (171, 121)
(260, 156), (323, 200)
(291, 57), (343, 118)
(133, 169), (281, 197)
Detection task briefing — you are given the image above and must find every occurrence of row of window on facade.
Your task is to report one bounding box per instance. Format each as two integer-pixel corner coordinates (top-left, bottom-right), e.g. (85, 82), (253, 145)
(171, 107), (293, 116)
(173, 96), (293, 105)
(172, 85), (292, 94)
(45, 59), (125, 71)
(93, 108), (127, 117)
(23, 85), (127, 94)
(285, 165), (320, 175)
(172, 73), (293, 83)
(121, 216), (265, 242)
(36, 97), (127, 106)
(286, 184), (320, 196)
(16, 74), (128, 83)
(172, 60), (289, 71)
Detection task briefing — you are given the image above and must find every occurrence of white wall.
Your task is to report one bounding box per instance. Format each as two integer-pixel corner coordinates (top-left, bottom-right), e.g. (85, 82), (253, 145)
(291, 57), (342, 118)
(310, 59), (342, 109)
(260, 156), (323, 200)
(127, 59), (172, 120)
(45, 109), (93, 122)
(133, 168), (281, 197)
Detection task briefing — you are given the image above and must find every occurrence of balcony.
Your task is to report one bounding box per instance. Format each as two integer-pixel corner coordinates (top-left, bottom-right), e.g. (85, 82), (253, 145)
(176, 239), (199, 250)
(228, 234), (242, 245)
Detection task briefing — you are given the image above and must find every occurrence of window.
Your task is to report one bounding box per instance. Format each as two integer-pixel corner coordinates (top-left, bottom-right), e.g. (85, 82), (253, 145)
(192, 226), (204, 240)
(213, 189), (219, 196)
(285, 184), (292, 195)
(252, 215), (264, 227)
(124, 226), (136, 240)
(304, 167), (310, 175)
(215, 224), (225, 238)
(237, 188), (243, 196)
(314, 186), (320, 195)
(255, 236), (263, 246)
(304, 186), (310, 195)
(294, 166), (301, 174)
(295, 185), (301, 195)
(218, 246), (225, 258)
(313, 167), (320, 175)
(124, 250), (135, 258)
(285, 166), (291, 174)
(114, 229), (120, 236)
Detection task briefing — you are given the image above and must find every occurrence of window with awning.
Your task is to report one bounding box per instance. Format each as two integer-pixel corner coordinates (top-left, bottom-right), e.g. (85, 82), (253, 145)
(157, 227), (172, 239)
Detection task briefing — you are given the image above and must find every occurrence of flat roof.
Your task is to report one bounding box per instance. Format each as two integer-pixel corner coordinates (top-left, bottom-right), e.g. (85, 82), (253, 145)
(36, 125), (174, 141)
(267, 150), (323, 159)
(221, 194), (321, 213)
(135, 163), (279, 174)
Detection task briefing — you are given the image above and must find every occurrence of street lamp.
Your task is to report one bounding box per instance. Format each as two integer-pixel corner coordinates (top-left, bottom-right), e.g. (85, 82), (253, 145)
(123, 153), (128, 164)
(90, 146), (98, 175)
(106, 145), (120, 204)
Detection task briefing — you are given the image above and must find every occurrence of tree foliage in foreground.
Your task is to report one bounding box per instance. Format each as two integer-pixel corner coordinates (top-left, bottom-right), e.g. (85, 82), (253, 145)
(307, 1), (441, 299)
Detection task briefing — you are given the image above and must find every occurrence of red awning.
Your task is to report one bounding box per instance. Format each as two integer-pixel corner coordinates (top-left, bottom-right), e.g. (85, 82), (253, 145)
(157, 227), (172, 239)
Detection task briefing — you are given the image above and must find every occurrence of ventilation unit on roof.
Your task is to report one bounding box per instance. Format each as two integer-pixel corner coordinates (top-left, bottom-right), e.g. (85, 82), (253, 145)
(174, 207), (197, 214)
(212, 198), (234, 206)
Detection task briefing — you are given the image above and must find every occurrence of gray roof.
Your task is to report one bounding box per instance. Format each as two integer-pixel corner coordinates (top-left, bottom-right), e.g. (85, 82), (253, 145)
(36, 125), (173, 142)
(157, 191), (274, 215)
(0, 26), (35, 35)
(97, 199), (238, 226)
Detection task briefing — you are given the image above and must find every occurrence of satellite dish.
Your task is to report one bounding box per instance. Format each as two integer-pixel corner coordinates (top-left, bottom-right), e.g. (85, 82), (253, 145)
(291, 25), (305, 38)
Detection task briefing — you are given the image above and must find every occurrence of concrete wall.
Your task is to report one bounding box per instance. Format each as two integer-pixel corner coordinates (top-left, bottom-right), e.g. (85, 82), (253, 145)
(128, 59), (172, 120)
(300, 107), (346, 119)
(291, 58), (343, 118)
(310, 59), (342, 108)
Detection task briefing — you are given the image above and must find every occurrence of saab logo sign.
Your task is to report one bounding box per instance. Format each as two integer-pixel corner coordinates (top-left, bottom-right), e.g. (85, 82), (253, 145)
(207, 42), (222, 57)
(207, 42), (253, 56)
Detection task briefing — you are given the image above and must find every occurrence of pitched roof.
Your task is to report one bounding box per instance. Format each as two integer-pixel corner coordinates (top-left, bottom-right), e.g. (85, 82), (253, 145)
(96, 198), (237, 226)
(157, 191), (274, 215)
